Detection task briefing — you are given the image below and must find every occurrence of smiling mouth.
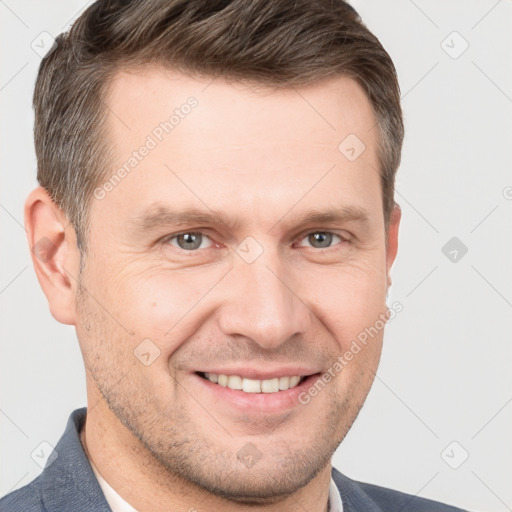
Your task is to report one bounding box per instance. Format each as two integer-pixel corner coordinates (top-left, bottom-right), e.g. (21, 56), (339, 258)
(195, 371), (316, 394)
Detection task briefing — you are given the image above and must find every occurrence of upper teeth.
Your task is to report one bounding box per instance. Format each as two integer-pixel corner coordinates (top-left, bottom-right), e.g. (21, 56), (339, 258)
(204, 373), (303, 393)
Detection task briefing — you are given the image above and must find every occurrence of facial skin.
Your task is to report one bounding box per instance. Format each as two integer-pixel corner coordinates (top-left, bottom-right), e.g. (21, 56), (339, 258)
(26, 67), (400, 512)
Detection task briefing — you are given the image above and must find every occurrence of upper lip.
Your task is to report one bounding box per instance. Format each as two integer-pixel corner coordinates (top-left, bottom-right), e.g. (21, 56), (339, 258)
(194, 367), (320, 380)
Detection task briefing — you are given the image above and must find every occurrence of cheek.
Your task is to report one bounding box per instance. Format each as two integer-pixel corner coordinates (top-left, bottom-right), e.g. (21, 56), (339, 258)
(300, 261), (388, 343)
(105, 267), (227, 347)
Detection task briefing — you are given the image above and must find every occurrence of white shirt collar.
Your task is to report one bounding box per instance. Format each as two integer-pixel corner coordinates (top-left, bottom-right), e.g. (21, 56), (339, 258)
(90, 458), (343, 512)
(89, 459), (138, 512)
(328, 474), (344, 512)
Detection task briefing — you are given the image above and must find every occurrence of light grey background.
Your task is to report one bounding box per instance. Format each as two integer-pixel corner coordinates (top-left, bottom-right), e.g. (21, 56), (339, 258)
(1, 1), (511, 511)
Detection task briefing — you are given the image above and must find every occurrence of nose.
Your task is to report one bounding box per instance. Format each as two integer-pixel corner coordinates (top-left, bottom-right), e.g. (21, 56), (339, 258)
(217, 248), (311, 350)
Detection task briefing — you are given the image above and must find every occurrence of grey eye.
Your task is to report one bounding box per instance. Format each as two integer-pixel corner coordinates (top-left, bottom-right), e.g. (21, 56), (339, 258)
(308, 232), (333, 248)
(170, 232), (210, 251)
(298, 232), (342, 249)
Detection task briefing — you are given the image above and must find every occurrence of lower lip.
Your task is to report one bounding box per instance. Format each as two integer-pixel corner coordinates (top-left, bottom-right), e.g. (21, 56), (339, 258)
(190, 372), (322, 414)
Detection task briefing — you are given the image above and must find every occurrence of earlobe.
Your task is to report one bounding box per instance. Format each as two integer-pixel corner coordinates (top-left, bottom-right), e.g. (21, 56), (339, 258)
(25, 187), (80, 325)
(385, 203), (401, 289)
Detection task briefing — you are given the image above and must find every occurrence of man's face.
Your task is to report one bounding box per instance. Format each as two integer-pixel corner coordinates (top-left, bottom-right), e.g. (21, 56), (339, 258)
(75, 67), (398, 501)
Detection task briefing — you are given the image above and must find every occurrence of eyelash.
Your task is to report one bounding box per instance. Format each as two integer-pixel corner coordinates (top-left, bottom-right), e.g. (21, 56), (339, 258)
(161, 230), (350, 253)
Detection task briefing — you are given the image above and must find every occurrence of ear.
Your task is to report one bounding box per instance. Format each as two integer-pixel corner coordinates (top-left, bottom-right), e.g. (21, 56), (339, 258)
(385, 203), (401, 289)
(25, 187), (81, 325)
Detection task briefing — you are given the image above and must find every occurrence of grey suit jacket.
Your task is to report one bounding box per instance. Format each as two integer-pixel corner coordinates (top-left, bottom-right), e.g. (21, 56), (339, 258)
(0, 408), (469, 511)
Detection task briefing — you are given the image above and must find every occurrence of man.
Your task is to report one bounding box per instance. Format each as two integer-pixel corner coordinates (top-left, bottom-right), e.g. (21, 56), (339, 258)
(0, 1), (470, 511)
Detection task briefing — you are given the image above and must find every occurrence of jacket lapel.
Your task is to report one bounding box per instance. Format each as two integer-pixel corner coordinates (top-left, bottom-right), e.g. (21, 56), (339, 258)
(40, 408), (112, 512)
(331, 467), (383, 512)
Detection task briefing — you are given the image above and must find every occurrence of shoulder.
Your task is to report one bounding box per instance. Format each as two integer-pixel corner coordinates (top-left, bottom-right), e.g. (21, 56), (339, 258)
(355, 480), (469, 511)
(332, 467), (470, 512)
(0, 477), (45, 512)
(0, 408), (110, 512)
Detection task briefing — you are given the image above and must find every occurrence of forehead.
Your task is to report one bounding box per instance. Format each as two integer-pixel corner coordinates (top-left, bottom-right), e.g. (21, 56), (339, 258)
(97, 66), (382, 229)
(105, 65), (377, 147)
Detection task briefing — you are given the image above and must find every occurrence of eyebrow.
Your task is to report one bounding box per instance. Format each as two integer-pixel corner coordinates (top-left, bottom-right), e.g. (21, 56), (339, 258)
(130, 205), (247, 232)
(129, 203), (371, 234)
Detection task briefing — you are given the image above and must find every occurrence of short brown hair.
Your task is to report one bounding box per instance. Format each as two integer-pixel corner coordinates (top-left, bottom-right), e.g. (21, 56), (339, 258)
(34, 0), (403, 252)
